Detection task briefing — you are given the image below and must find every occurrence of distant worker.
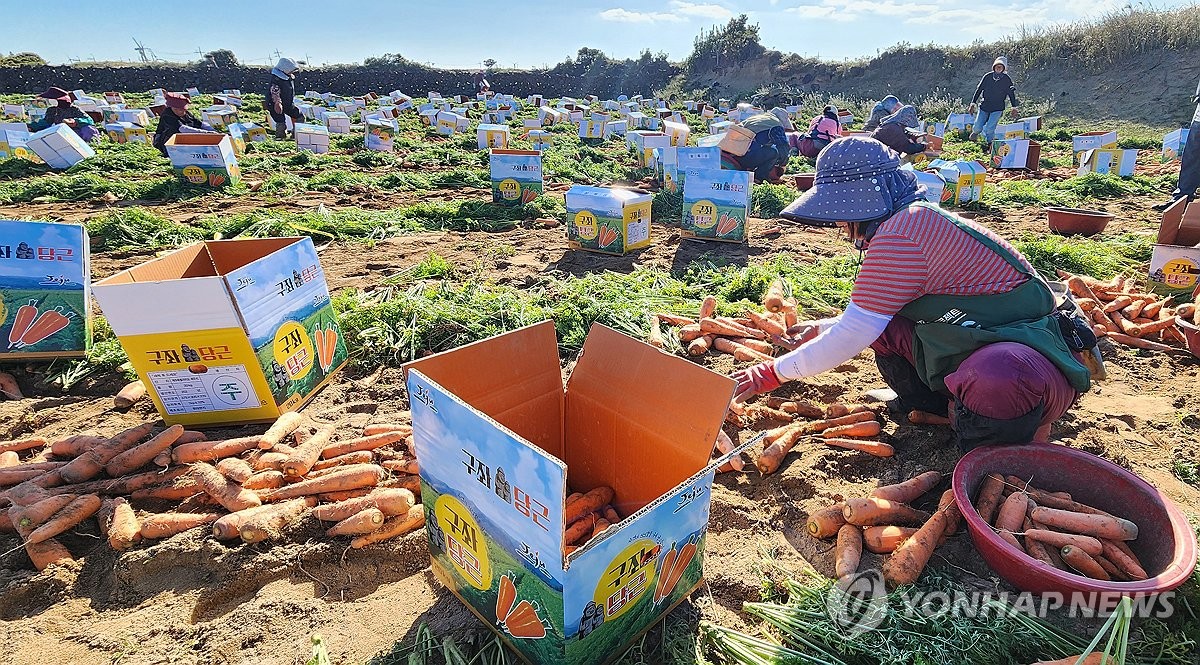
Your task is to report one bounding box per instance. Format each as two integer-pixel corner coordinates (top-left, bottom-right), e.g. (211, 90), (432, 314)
(968, 56), (1020, 144)
(474, 71), (491, 95)
(265, 57), (302, 139)
(870, 104), (928, 157)
(1154, 76), (1200, 211)
(863, 95), (901, 132)
(29, 87), (99, 142)
(796, 105), (842, 158)
(733, 107), (793, 183)
(152, 93), (212, 156)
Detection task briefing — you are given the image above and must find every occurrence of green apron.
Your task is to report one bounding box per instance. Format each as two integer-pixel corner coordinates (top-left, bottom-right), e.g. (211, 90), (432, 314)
(894, 204), (1092, 394)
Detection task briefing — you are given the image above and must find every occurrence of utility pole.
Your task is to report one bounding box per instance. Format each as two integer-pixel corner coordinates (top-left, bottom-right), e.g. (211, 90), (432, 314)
(133, 38), (151, 63)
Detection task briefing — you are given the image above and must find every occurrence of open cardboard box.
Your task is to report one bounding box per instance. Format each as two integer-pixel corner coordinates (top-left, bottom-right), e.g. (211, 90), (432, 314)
(403, 321), (744, 665)
(1149, 198), (1200, 295)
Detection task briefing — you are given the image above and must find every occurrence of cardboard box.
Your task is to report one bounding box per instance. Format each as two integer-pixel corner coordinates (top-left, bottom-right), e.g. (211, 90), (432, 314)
(365, 118), (398, 152)
(656, 146), (720, 194)
(990, 139), (1041, 170)
(662, 120), (689, 147)
(266, 113), (295, 133)
(1163, 128), (1189, 163)
(478, 124), (511, 150)
(93, 238), (348, 427)
(437, 111), (466, 136)
(602, 121), (626, 139)
(26, 124), (96, 170)
(114, 108), (150, 127)
(578, 114), (609, 140)
(928, 159), (986, 206)
(1072, 131), (1118, 162)
(994, 122), (1027, 140)
(228, 122), (267, 148)
(202, 106), (238, 131)
(627, 132), (672, 169)
(0, 220), (92, 359)
(165, 133), (241, 186)
(104, 122), (149, 144)
(323, 111), (351, 134)
(539, 107), (568, 127)
(403, 320), (735, 665)
(911, 169), (945, 206)
(490, 149), (543, 205)
(946, 113), (973, 134)
(528, 130), (552, 152)
(1019, 116), (1043, 133)
(681, 168), (751, 243)
(1149, 198), (1200, 295)
(3, 103), (27, 121)
(0, 128), (35, 160)
(295, 123), (330, 154)
(1077, 148), (1138, 177)
(566, 186), (652, 255)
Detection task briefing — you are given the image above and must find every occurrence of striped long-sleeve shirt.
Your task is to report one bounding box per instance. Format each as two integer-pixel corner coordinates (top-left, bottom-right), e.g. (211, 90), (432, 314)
(851, 204), (1033, 316)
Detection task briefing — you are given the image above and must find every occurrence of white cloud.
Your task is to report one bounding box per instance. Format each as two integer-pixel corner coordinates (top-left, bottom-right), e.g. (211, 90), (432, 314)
(598, 7), (686, 23)
(598, 2), (732, 24)
(670, 1), (735, 20)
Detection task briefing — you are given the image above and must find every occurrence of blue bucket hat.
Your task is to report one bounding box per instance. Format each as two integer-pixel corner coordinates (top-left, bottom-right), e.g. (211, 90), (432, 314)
(780, 136), (922, 227)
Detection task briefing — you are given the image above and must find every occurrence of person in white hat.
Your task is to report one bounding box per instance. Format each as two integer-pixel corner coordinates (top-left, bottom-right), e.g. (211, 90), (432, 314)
(265, 57), (302, 139)
(967, 56), (1020, 143)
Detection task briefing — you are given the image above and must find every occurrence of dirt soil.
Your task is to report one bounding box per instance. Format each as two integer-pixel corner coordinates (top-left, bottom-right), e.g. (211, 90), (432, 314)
(1, 196), (1198, 665)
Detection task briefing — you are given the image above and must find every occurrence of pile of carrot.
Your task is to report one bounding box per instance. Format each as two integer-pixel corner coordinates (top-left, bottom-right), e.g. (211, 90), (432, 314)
(971, 473), (1149, 582)
(1059, 270), (1196, 354)
(0, 411), (427, 571)
(750, 401), (893, 474)
(563, 485), (622, 555)
(806, 470), (961, 587)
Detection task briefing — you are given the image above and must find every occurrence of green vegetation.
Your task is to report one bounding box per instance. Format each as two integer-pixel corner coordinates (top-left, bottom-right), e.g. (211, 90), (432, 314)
(1015, 232), (1153, 280)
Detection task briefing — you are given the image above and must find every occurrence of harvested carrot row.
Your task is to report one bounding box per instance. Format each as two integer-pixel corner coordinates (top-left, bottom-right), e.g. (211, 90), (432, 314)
(212, 504), (280, 540)
(173, 436), (262, 464)
(0, 464), (65, 487)
(131, 475), (201, 502)
(262, 464), (387, 502)
(1060, 545), (1110, 581)
(744, 310), (785, 337)
(105, 425), (185, 477)
(823, 439), (894, 457)
(141, 512), (221, 539)
(821, 421), (882, 438)
(11, 494), (78, 536)
(27, 494), (102, 544)
(102, 466), (189, 496)
(282, 424), (336, 477)
(351, 505), (426, 548)
(870, 471), (943, 504)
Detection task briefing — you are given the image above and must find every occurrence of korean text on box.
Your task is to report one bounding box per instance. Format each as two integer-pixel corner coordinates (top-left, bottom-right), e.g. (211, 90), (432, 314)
(490, 150), (543, 206)
(0, 220), (92, 359)
(681, 168), (751, 243)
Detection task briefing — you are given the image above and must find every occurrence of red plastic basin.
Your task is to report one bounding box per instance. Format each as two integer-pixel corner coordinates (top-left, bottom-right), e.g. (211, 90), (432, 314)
(1044, 206), (1113, 236)
(794, 173), (815, 191)
(1178, 316), (1200, 359)
(952, 443), (1197, 598)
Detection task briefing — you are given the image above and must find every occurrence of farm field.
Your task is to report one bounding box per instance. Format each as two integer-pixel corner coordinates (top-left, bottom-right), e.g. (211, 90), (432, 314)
(0, 86), (1198, 665)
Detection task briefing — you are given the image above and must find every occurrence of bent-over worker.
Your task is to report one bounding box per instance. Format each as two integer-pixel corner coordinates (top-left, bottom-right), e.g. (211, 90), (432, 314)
(870, 105), (927, 157)
(29, 87), (99, 142)
(152, 93), (210, 156)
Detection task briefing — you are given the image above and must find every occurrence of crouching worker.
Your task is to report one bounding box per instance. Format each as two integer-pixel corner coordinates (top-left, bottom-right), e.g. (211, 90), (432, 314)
(870, 105), (928, 158)
(732, 137), (1093, 451)
(153, 93), (212, 156)
(734, 108), (793, 183)
(265, 57), (303, 139)
(30, 87), (99, 142)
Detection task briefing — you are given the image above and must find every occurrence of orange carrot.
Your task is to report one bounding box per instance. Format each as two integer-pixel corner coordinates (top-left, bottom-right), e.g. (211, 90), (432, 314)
(908, 410), (951, 426)
(654, 544), (678, 603)
(113, 380), (146, 409)
(105, 424), (185, 477)
(99, 497), (141, 550)
(240, 497), (314, 543)
(714, 429), (743, 473)
(565, 486), (614, 525)
(26, 494), (102, 544)
(282, 424), (336, 477)
(763, 279), (786, 313)
(0, 464), (66, 487)
(602, 506), (621, 524)
(591, 518), (612, 538)
(662, 536), (697, 600)
(173, 436), (262, 464)
(0, 437), (47, 455)
(215, 458), (255, 484)
(863, 526), (919, 554)
(765, 397), (825, 419)
(327, 507), (385, 537)
(11, 494), (78, 536)
(260, 411), (306, 450)
(350, 504), (426, 548)
(1106, 332), (1179, 352)
(312, 450), (375, 471)
(835, 524), (863, 578)
(1029, 506), (1138, 541)
(756, 423), (810, 474)
(312, 488), (415, 522)
(1103, 295), (1133, 313)
(1060, 545), (1110, 580)
(698, 296), (717, 320)
(1100, 539), (1148, 580)
(59, 425), (153, 484)
(782, 300), (798, 328)
(241, 470), (284, 491)
(262, 464), (386, 501)
(997, 529), (1024, 552)
(843, 498), (930, 526)
(700, 317), (768, 340)
(821, 421), (882, 438)
(0, 371), (23, 399)
(744, 404), (795, 423)
(247, 450), (291, 472)
(130, 475), (201, 502)
(807, 504), (847, 539)
(687, 334), (714, 356)
(212, 503), (281, 540)
(712, 337), (773, 362)
(25, 538), (72, 571)
(140, 512), (221, 539)
(49, 431), (104, 458)
(882, 500), (962, 586)
(657, 313), (696, 327)
(823, 439), (894, 457)
(994, 492), (1030, 532)
(1021, 517), (1056, 567)
(678, 324), (705, 343)
(870, 471), (943, 504)
(381, 459), (420, 475)
(102, 466), (189, 495)
(1023, 529), (1103, 556)
(938, 490), (961, 537)
(191, 462), (261, 512)
(744, 310), (786, 337)
(807, 410), (878, 432)
(1031, 654), (1106, 665)
(496, 574), (517, 620)
(362, 423), (412, 437)
(565, 512), (599, 545)
(320, 431), (407, 459)
(646, 314), (665, 349)
(0, 451), (17, 468)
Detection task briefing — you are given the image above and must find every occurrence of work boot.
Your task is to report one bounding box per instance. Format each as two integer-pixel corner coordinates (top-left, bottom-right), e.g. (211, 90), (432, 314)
(967, 132), (979, 142)
(274, 123), (287, 140)
(874, 354), (948, 417)
(952, 400), (1045, 453)
(1152, 197), (1181, 212)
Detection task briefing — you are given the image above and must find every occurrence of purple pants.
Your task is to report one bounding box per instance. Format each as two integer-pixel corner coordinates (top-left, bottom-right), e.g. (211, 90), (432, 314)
(870, 317), (1077, 443)
(75, 124), (100, 143)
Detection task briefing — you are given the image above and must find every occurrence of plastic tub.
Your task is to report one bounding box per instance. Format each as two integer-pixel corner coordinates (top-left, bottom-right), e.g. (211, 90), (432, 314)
(1177, 316), (1200, 358)
(793, 173), (815, 191)
(1044, 206), (1113, 236)
(952, 443), (1196, 598)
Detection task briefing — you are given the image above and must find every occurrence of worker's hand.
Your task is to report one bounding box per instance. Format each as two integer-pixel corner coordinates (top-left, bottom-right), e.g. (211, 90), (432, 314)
(731, 361), (784, 404)
(64, 119), (77, 127)
(967, 104), (976, 115)
(274, 102), (283, 115)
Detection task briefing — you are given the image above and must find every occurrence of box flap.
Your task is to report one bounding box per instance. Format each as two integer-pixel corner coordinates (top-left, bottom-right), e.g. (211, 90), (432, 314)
(564, 324), (734, 514)
(1159, 198), (1187, 245)
(1180, 201), (1200, 247)
(205, 237), (300, 275)
(402, 321), (564, 458)
(166, 132), (227, 147)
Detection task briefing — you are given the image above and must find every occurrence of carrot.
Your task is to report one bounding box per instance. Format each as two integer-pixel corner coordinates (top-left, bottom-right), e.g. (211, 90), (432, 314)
(247, 450), (291, 472)
(1177, 303), (1196, 319)
(843, 498), (930, 526)
(1021, 517), (1057, 567)
(283, 424), (336, 477)
(908, 410), (951, 426)
(1031, 654), (1106, 665)
(362, 423), (412, 437)
(381, 474), (421, 496)
(240, 497), (313, 543)
(26, 493), (101, 544)
(173, 436), (262, 464)
(591, 518), (612, 538)
(25, 538), (72, 571)
(654, 544), (678, 603)
(687, 334), (714, 356)
(98, 497), (141, 550)
(113, 380), (146, 409)
(312, 488), (415, 522)
(712, 337), (773, 362)
(1090, 308), (1119, 334)
(646, 314), (665, 349)
(807, 504), (846, 538)
(765, 397), (825, 419)
(821, 421), (882, 438)
(0, 464), (66, 487)
(763, 279), (787, 313)
(656, 313), (696, 327)
(351, 504), (426, 548)
(102, 466), (189, 495)
(807, 411), (878, 433)
(1141, 298), (1170, 320)
(1023, 529), (1103, 556)
(997, 529), (1024, 552)
(11, 494), (78, 536)
(564, 512), (598, 545)
(60, 424), (153, 484)
(1029, 506), (1138, 541)
(0, 437), (47, 455)
(869, 471), (943, 504)
(1121, 298), (1149, 319)
(1103, 295), (1133, 312)
(698, 296), (717, 320)
(105, 424), (185, 477)
(699, 317), (766, 340)
(662, 536), (697, 600)
(744, 405), (794, 423)
(677, 324), (704, 343)
(260, 411), (306, 450)
(835, 524), (863, 578)
(312, 450), (375, 471)
(744, 310), (786, 337)
(320, 431), (407, 459)
(565, 486), (614, 525)
(1064, 276), (1102, 303)
(140, 512), (222, 539)
(262, 464), (386, 501)
(882, 500), (962, 587)
(130, 476), (201, 502)
(191, 462), (261, 512)
(215, 457), (255, 484)
(327, 507), (386, 537)
(782, 301), (798, 328)
(0, 451), (17, 468)
(756, 423), (810, 474)
(49, 431), (104, 458)
(994, 491), (1030, 532)
(937, 490), (961, 537)
(1106, 332), (1180, 352)
(863, 526), (919, 554)
(176, 431), (207, 445)
(823, 439), (895, 457)
(1100, 539), (1148, 580)
(0, 371), (23, 399)
(1108, 310), (1143, 337)
(1094, 553), (1129, 581)
(1136, 317), (1182, 336)
(714, 429), (743, 473)
(1060, 545), (1110, 580)
(381, 459), (420, 475)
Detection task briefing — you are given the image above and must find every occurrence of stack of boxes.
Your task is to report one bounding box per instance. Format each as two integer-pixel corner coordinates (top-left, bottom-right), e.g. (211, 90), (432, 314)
(295, 123), (330, 154)
(26, 124), (95, 169)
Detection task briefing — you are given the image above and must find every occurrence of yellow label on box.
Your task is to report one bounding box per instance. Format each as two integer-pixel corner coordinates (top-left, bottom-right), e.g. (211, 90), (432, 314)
(573, 210), (599, 240)
(273, 320), (315, 381)
(595, 539), (658, 621)
(435, 494), (491, 591)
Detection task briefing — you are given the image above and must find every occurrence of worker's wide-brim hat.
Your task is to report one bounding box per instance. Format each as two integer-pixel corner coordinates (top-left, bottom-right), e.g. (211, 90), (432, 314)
(39, 87), (70, 102)
(780, 136), (906, 226)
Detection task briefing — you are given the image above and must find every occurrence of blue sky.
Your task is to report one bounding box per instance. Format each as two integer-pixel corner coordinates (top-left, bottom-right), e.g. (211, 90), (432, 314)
(1, 0), (1180, 68)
